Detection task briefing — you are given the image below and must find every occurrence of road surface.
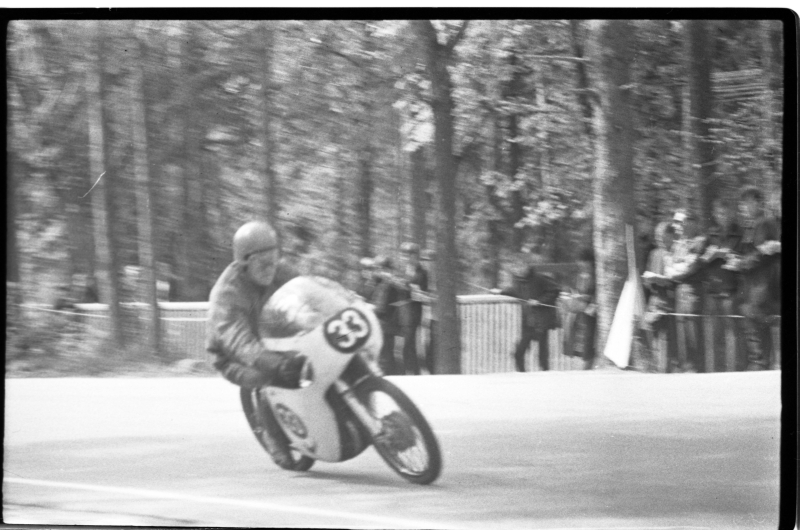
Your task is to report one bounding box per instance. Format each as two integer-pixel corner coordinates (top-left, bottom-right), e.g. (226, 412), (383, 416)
(4, 371), (782, 529)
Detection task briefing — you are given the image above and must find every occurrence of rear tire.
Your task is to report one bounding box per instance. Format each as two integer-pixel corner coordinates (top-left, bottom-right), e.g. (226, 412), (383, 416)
(354, 377), (442, 484)
(240, 387), (315, 472)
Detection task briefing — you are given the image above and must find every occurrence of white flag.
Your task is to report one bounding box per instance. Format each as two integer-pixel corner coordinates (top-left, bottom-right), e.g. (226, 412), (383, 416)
(603, 225), (646, 368)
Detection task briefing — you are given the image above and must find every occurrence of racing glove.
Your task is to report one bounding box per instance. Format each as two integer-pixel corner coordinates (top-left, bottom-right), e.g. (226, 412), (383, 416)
(273, 353), (308, 389)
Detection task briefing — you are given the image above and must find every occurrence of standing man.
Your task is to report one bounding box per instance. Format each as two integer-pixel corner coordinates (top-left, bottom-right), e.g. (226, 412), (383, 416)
(728, 187), (781, 370)
(395, 242), (429, 375)
(355, 257), (378, 301)
(565, 247), (597, 370)
(698, 197), (744, 369)
(420, 249), (438, 374)
(372, 256), (400, 375)
(665, 210), (704, 372)
(206, 220), (308, 468)
(642, 221), (678, 372)
(500, 253), (561, 372)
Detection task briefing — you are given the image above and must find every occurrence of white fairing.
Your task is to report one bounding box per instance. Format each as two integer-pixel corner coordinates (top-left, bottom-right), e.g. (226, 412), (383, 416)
(259, 276), (383, 462)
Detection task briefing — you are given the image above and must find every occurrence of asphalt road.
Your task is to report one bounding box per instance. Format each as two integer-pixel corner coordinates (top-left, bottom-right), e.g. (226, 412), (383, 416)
(4, 370), (782, 529)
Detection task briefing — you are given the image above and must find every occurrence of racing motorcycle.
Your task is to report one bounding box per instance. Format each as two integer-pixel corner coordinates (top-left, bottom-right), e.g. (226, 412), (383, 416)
(240, 276), (442, 485)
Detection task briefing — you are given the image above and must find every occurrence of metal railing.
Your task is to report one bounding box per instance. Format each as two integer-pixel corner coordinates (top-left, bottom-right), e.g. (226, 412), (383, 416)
(20, 296), (781, 374)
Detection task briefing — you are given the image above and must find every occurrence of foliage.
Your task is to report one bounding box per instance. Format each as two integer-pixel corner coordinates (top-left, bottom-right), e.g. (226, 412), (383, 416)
(6, 18), (784, 370)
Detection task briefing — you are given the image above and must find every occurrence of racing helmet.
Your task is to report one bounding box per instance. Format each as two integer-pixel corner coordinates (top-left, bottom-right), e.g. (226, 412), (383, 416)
(233, 221), (278, 263)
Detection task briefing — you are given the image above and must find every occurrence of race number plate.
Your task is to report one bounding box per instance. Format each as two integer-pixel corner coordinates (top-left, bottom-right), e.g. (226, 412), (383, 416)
(274, 403), (309, 439)
(323, 307), (371, 353)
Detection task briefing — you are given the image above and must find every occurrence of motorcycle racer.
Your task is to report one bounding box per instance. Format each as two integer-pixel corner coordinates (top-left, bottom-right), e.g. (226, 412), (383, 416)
(206, 220), (308, 467)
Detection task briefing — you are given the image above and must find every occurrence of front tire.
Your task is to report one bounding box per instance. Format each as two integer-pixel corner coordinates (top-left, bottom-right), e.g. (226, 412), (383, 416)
(240, 387), (315, 472)
(354, 377), (442, 484)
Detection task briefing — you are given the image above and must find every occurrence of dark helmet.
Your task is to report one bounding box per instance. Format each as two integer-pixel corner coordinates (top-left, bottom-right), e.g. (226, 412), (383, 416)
(233, 221), (278, 263)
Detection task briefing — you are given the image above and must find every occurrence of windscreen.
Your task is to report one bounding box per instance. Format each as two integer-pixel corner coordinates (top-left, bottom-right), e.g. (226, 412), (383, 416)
(259, 276), (359, 338)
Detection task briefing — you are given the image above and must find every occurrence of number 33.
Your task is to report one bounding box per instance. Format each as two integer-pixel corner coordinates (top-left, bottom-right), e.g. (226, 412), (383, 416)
(325, 308), (370, 351)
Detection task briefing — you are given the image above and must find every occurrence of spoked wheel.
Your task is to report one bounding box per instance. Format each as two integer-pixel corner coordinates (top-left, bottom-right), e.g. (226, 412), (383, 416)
(240, 387), (315, 472)
(354, 378), (442, 484)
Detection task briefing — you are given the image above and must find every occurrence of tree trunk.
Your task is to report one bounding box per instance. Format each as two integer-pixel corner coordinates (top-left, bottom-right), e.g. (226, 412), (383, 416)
(485, 106), (504, 288)
(409, 146), (428, 250)
(177, 21), (211, 301)
(393, 107), (406, 254)
(569, 20), (594, 138)
(356, 151), (374, 258)
(7, 88), (22, 325)
(260, 21), (278, 226)
(7, 101), (21, 288)
(354, 23), (377, 260)
(760, 19), (781, 216)
(130, 21), (161, 357)
(334, 171), (350, 277)
(588, 20), (637, 362)
(86, 20), (124, 348)
(414, 20), (466, 375)
(686, 20), (715, 230)
(506, 50), (526, 250)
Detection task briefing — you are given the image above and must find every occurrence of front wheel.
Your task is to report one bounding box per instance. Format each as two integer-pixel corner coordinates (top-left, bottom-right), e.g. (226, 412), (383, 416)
(354, 377), (442, 485)
(240, 387), (315, 472)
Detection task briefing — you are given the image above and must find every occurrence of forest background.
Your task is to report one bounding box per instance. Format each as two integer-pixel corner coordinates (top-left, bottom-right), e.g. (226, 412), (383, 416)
(6, 17), (785, 374)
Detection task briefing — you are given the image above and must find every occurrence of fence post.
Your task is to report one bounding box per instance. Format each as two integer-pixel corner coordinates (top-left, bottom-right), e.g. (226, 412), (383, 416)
(703, 314), (715, 373)
(771, 318), (781, 370)
(658, 317), (668, 373)
(724, 316), (737, 372)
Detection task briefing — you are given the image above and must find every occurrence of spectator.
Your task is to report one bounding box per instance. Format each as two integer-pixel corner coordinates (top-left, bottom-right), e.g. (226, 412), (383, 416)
(729, 187), (781, 370)
(636, 216), (657, 274)
(641, 221), (678, 372)
(698, 197), (744, 369)
(371, 256), (400, 375)
(665, 210), (704, 372)
(420, 249), (437, 374)
(355, 257), (378, 302)
(563, 247), (597, 370)
(395, 242), (429, 375)
(500, 253), (560, 372)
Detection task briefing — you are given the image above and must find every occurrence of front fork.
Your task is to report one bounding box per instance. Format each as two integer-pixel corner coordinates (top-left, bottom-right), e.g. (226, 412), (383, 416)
(334, 353), (385, 437)
(334, 378), (384, 437)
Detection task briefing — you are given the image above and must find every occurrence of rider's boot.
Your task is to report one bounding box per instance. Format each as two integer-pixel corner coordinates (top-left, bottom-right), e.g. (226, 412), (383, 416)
(255, 389), (295, 469)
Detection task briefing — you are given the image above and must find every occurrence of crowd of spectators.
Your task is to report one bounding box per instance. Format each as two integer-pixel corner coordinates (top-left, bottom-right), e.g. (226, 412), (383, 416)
(640, 187), (781, 372)
(356, 243), (435, 375)
(53, 185), (779, 375)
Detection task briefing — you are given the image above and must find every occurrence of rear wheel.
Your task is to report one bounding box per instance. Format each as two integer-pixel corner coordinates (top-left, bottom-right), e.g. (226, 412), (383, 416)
(354, 377), (442, 484)
(240, 387), (315, 471)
